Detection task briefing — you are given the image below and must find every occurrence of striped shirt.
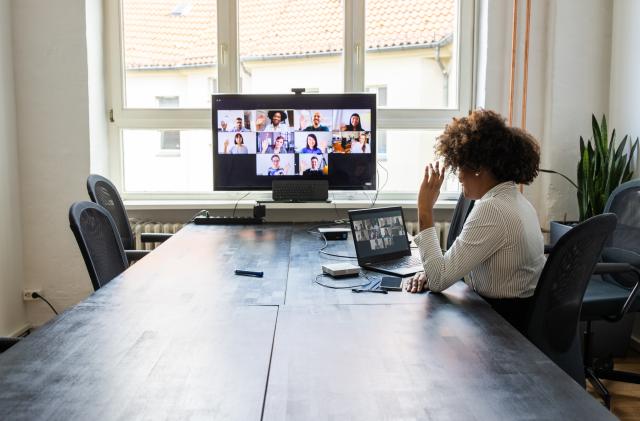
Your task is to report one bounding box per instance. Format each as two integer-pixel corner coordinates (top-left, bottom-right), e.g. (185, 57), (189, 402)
(414, 182), (545, 298)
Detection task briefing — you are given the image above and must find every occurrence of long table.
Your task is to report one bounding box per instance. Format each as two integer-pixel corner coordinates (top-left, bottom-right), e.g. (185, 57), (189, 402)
(0, 224), (615, 420)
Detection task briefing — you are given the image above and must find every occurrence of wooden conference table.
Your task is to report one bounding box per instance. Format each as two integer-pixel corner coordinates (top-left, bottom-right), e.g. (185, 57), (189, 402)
(0, 224), (614, 420)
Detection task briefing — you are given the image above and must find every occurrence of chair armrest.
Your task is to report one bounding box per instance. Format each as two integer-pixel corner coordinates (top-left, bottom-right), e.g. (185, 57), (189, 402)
(593, 262), (640, 322)
(140, 233), (172, 243)
(125, 249), (150, 262)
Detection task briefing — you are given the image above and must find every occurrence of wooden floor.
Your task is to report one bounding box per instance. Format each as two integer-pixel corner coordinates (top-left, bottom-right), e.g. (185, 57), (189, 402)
(587, 350), (640, 420)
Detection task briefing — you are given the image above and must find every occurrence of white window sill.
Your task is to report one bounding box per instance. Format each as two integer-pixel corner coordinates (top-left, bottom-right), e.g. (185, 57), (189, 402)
(124, 198), (458, 211)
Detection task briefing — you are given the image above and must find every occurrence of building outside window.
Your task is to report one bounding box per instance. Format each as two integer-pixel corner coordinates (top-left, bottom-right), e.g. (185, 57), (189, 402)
(108, 0), (472, 197)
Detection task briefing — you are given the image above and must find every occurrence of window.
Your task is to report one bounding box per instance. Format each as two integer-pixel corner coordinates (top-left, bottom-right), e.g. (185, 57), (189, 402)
(107, 0), (472, 198)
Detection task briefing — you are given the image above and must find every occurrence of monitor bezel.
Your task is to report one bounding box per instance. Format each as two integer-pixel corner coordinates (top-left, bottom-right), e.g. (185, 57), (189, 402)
(212, 93), (377, 191)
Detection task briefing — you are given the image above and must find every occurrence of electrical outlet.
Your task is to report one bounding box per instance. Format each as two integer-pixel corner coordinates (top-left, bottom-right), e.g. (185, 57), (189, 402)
(23, 289), (41, 301)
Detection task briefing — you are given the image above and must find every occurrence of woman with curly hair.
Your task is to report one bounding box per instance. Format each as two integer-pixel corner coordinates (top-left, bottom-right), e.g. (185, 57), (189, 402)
(406, 109), (545, 332)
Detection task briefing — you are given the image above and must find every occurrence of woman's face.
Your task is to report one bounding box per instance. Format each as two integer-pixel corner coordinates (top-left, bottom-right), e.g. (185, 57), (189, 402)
(458, 167), (484, 200)
(351, 115), (360, 126)
(359, 134), (366, 144)
(275, 137), (284, 148)
(307, 136), (316, 148)
(235, 134), (243, 145)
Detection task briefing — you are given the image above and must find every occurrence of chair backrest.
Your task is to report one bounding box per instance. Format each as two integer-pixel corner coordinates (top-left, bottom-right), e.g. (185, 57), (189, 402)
(87, 174), (134, 250)
(69, 201), (129, 291)
(604, 179), (640, 254)
(446, 193), (475, 250)
(601, 179), (640, 287)
(526, 213), (617, 386)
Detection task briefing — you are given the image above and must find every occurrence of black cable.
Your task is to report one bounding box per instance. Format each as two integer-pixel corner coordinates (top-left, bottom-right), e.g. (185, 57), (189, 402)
(313, 273), (370, 289)
(318, 234), (357, 259)
(232, 192), (251, 217)
(188, 209), (210, 223)
(370, 160), (389, 208)
(32, 292), (58, 315)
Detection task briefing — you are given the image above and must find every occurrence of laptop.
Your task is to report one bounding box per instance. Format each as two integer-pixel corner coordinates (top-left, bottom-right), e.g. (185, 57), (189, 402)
(348, 206), (423, 277)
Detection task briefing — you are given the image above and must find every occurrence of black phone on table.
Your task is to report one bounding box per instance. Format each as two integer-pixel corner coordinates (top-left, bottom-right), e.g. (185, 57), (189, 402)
(379, 276), (403, 291)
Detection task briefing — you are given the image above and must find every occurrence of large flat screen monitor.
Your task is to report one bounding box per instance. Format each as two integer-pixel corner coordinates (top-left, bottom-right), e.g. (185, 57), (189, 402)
(212, 93), (376, 191)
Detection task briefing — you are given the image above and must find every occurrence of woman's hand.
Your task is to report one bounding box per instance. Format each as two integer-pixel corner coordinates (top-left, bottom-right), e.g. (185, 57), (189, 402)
(405, 272), (428, 293)
(261, 138), (269, 153)
(417, 162), (446, 230)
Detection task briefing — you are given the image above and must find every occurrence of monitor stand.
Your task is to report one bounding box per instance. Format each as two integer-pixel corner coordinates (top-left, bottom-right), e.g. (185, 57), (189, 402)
(270, 179), (329, 202)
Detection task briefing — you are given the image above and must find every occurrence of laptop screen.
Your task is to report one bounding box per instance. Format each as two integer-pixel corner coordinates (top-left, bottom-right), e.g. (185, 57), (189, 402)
(348, 207), (411, 262)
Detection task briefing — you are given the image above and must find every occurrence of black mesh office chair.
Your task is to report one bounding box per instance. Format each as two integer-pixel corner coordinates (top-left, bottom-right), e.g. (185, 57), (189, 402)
(525, 213), (618, 388)
(580, 179), (640, 407)
(69, 201), (129, 291)
(446, 193), (474, 250)
(87, 174), (170, 261)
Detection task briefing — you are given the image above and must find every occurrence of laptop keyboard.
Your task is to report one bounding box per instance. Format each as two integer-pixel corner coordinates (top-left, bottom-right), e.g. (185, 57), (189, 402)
(380, 255), (422, 270)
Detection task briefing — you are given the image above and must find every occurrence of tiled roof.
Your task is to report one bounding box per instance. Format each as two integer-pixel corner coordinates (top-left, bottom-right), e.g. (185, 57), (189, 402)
(123, 0), (455, 69)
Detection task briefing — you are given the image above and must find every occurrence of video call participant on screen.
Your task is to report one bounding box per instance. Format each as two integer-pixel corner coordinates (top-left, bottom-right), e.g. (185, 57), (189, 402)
(265, 111), (289, 131)
(302, 156), (323, 175)
(406, 109), (544, 334)
(350, 132), (369, 153)
(267, 154), (288, 176)
(219, 119), (229, 132)
(301, 134), (323, 154)
(342, 113), (364, 131)
(232, 117), (249, 132)
(223, 133), (248, 154)
(303, 112), (329, 131)
(262, 135), (289, 154)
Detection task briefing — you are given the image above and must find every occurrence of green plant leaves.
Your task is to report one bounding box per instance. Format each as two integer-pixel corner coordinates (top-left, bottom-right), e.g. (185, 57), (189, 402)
(577, 114), (638, 220)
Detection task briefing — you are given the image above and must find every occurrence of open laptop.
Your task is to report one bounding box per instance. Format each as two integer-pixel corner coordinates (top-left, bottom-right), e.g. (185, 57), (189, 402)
(348, 206), (423, 277)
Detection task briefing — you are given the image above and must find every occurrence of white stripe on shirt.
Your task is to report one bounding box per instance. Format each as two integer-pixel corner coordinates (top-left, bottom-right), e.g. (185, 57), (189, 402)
(414, 182), (545, 299)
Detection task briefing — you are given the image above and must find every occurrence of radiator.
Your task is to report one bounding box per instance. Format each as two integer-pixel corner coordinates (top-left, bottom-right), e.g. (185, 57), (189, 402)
(405, 221), (451, 249)
(130, 220), (184, 250)
(129, 220), (451, 251)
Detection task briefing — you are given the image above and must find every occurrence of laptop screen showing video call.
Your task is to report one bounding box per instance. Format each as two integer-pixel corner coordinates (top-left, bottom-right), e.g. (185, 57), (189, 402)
(350, 208), (411, 260)
(212, 94), (376, 191)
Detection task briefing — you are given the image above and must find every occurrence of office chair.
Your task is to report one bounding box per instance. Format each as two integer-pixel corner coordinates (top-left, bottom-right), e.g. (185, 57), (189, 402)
(0, 337), (20, 353)
(580, 179), (640, 407)
(69, 201), (129, 291)
(525, 213), (618, 388)
(446, 193), (474, 250)
(87, 174), (171, 261)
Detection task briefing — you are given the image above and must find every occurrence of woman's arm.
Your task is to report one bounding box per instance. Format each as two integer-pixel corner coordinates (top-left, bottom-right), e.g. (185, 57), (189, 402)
(414, 201), (505, 292)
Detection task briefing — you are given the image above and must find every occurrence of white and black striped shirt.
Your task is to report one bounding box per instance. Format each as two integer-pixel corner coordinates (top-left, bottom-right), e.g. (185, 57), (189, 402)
(414, 182), (545, 299)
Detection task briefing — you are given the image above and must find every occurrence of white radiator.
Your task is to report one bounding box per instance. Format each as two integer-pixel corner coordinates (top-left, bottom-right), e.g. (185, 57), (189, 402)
(129, 220), (451, 251)
(130, 220), (184, 250)
(405, 221), (451, 249)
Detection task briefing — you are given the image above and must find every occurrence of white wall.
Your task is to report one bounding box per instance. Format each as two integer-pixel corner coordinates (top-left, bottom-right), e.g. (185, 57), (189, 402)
(0, 0), (27, 336)
(609, 0), (640, 156)
(86, 0), (109, 175)
(12, 0), (94, 326)
(538, 0), (612, 225)
(479, 0), (612, 226)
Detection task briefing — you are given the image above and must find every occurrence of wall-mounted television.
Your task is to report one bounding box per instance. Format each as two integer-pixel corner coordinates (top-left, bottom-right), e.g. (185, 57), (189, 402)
(212, 93), (376, 191)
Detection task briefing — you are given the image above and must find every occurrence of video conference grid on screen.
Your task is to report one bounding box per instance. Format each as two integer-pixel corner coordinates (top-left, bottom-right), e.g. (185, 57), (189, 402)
(216, 109), (372, 177)
(353, 214), (407, 256)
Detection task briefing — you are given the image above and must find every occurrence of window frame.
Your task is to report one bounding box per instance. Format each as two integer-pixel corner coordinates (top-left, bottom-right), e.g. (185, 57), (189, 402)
(105, 0), (475, 201)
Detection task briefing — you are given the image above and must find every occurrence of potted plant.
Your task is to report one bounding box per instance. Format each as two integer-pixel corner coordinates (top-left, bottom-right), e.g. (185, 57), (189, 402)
(549, 114), (638, 244)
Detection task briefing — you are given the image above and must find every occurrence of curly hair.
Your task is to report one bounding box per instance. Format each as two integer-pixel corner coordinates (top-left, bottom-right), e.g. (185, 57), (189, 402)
(435, 109), (540, 184)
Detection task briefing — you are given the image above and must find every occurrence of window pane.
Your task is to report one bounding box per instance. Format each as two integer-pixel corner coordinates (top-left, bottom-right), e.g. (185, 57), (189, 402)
(377, 129), (459, 194)
(123, 129), (212, 192)
(238, 0), (344, 94)
(121, 0), (217, 108)
(365, 0), (458, 108)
